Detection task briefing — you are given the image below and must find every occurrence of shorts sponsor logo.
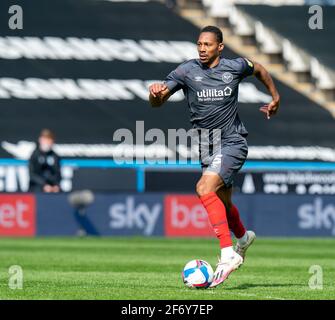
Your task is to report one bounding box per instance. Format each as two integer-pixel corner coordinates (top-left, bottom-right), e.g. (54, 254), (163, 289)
(0, 194), (36, 236)
(164, 195), (214, 236)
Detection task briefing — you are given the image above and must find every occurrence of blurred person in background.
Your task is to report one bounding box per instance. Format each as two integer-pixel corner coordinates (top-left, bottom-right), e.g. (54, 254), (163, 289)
(29, 129), (61, 193)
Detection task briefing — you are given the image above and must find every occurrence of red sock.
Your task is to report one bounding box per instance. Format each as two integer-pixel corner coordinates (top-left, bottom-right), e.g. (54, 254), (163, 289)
(227, 205), (246, 239)
(200, 192), (232, 248)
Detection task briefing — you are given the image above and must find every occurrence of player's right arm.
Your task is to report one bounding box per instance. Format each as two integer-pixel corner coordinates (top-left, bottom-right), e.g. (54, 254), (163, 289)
(149, 61), (188, 108)
(149, 83), (172, 107)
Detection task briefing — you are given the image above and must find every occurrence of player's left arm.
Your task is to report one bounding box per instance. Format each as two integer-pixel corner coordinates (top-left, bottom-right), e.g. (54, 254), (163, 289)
(252, 61), (280, 119)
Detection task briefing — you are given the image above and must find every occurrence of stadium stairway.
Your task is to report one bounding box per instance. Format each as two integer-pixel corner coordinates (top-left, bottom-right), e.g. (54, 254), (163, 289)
(175, 1), (335, 118)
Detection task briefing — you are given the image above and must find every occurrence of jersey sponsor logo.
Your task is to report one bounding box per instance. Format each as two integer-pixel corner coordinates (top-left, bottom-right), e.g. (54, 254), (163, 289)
(197, 89), (224, 98)
(224, 86), (232, 96)
(196, 87), (232, 101)
(222, 72), (233, 84)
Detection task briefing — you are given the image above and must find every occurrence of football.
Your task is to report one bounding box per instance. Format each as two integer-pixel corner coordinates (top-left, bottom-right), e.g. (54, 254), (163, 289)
(182, 259), (214, 289)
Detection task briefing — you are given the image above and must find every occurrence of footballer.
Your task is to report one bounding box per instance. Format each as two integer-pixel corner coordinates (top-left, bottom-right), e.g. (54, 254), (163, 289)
(149, 26), (280, 288)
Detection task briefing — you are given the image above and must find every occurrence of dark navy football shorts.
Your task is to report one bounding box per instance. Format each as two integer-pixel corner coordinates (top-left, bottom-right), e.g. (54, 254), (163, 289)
(199, 131), (248, 188)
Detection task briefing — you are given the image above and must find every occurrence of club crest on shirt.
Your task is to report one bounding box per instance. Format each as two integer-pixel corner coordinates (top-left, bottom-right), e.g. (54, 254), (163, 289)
(222, 72), (233, 84)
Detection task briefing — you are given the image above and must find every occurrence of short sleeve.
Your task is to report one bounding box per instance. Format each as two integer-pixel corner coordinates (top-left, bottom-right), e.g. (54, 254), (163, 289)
(164, 64), (186, 95)
(234, 57), (254, 78)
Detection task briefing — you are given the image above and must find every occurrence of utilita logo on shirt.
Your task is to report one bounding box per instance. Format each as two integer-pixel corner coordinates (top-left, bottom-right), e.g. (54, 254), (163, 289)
(196, 87), (232, 102)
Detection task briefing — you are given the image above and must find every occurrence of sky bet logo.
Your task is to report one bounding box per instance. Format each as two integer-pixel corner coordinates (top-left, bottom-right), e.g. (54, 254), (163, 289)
(109, 196), (162, 236)
(197, 87), (232, 102)
(0, 195), (35, 236)
(164, 195), (214, 237)
(298, 197), (335, 235)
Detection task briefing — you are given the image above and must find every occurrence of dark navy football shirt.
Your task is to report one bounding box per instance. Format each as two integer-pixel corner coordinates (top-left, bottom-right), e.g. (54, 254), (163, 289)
(164, 57), (254, 136)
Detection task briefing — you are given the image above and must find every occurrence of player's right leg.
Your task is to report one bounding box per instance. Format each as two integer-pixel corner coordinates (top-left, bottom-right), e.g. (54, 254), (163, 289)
(196, 173), (243, 288)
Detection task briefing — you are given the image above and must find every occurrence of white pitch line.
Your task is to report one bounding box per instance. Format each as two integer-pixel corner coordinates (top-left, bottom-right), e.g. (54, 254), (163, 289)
(180, 288), (287, 300)
(233, 292), (287, 300)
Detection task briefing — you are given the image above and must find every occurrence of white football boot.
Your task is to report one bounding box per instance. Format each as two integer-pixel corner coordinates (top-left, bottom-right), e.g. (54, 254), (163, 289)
(235, 230), (256, 260)
(209, 251), (243, 288)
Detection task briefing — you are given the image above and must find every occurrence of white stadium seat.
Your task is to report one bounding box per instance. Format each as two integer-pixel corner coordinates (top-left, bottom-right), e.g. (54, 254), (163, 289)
(254, 22), (282, 55)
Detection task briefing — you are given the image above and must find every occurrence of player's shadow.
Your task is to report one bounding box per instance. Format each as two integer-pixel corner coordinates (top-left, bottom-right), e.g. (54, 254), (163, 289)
(227, 283), (299, 290)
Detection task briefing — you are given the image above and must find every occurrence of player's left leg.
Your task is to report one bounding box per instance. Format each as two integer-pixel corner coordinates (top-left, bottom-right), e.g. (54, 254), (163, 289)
(216, 186), (246, 238)
(216, 186), (256, 260)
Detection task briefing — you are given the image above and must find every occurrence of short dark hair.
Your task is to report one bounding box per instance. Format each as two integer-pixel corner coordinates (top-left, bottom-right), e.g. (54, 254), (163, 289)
(40, 128), (55, 140)
(200, 26), (223, 43)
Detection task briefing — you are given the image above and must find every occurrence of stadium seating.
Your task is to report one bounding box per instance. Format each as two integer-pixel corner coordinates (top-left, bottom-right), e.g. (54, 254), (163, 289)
(237, 5), (335, 99)
(196, 0), (335, 102)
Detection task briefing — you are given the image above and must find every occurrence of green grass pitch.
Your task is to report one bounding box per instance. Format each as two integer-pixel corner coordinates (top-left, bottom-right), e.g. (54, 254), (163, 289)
(0, 237), (334, 300)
